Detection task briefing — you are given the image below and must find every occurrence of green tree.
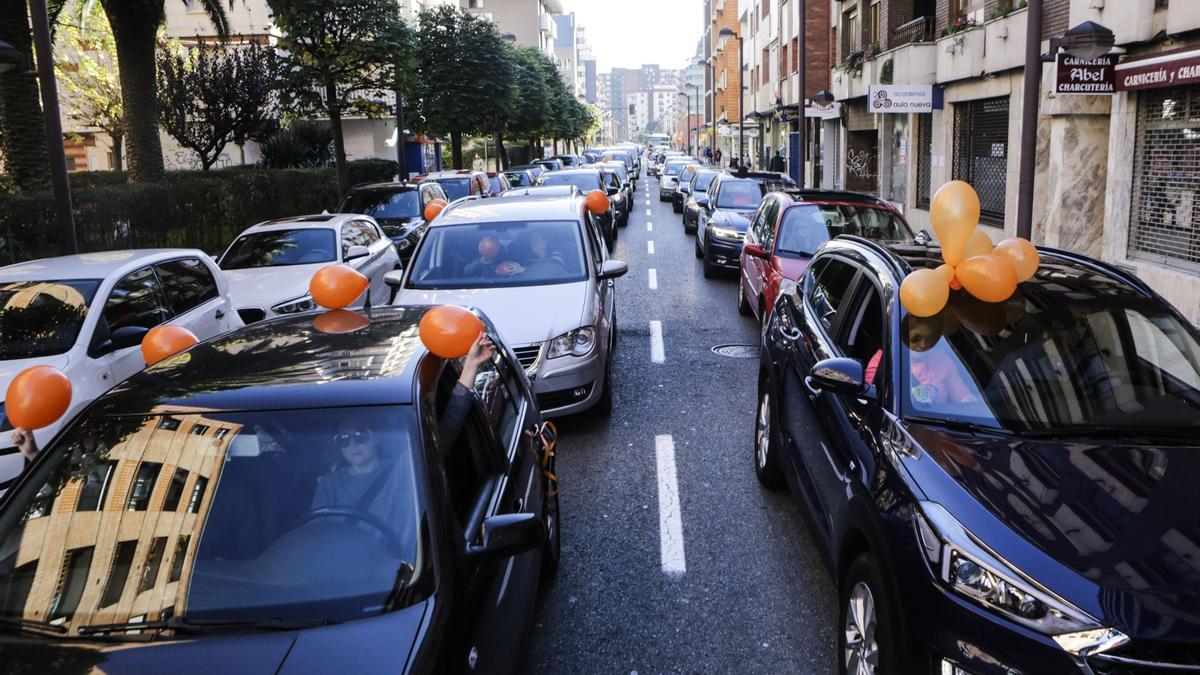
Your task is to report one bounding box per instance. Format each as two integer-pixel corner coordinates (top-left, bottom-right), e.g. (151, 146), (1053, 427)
(416, 7), (511, 169)
(55, 4), (125, 170)
(0, 1), (51, 191)
(268, 0), (410, 196)
(505, 46), (552, 160)
(97, 0), (232, 183)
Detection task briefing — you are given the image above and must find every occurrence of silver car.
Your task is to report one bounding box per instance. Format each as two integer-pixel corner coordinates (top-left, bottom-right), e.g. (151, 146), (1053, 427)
(389, 193), (628, 415)
(658, 157), (697, 201)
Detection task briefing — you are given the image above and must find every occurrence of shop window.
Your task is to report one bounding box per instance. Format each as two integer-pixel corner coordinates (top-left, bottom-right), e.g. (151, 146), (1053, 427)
(1128, 85), (1200, 271)
(952, 96), (1009, 225)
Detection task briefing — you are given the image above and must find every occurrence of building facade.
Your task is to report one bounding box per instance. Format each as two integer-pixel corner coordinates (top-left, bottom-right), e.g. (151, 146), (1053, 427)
(462, 0), (564, 57)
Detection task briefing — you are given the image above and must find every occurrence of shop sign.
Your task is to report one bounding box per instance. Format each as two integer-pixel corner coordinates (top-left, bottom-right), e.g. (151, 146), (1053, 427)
(1055, 54), (1116, 94)
(1116, 48), (1200, 92)
(867, 85), (933, 113)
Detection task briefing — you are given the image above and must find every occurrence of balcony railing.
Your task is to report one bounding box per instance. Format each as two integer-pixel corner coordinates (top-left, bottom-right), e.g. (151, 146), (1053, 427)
(893, 15), (935, 45)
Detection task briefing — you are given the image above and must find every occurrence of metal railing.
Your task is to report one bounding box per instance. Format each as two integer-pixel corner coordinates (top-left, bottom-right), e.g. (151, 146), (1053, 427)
(893, 15), (935, 45)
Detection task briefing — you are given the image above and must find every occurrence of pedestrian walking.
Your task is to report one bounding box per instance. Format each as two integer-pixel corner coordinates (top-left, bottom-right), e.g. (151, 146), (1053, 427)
(472, 153), (485, 172)
(770, 149), (786, 173)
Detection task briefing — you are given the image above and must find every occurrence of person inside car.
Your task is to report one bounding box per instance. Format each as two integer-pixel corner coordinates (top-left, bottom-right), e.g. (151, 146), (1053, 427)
(497, 232), (568, 278)
(464, 235), (504, 277)
(863, 314), (977, 406)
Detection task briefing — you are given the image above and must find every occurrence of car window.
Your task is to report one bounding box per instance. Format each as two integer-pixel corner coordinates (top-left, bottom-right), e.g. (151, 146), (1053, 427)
(471, 349), (523, 456)
(436, 178), (472, 200)
(154, 258), (219, 316)
(340, 190), (420, 221)
(806, 258), (858, 332)
(759, 199), (781, 250)
(778, 204), (912, 257)
(538, 173), (602, 193)
(716, 180), (764, 209)
(103, 267), (173, 334)
(0, 279), (101, 360)
(220, 229), (338, 269)
(694, 172), (717, 192)
(584, 213), (606, 269)
(436, 368), (494, 524)
(839, 283), (886, 389)
(341, 222), (377, 257)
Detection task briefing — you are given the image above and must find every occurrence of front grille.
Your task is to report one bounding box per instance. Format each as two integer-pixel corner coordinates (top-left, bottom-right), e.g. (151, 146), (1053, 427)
(237, 308), (266, 324)
(1089, 641), (1200, 673)
(512, 344), (542, 373)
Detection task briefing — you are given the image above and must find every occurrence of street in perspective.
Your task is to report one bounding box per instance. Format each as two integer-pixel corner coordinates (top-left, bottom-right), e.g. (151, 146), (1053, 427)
(0, 0), (1198, 674)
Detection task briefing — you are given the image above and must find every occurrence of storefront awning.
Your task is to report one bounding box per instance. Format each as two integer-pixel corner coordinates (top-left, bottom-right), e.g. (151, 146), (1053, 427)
(1116, 47), (1200, 91)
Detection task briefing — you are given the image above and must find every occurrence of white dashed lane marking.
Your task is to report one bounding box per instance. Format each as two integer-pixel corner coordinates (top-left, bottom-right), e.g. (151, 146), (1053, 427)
(647, 241), (655, 255)
(655, 434), (686, 578)
(647, 222), (653, 232)
(648, 268), (657, 289)
(649, 320), (665, 363)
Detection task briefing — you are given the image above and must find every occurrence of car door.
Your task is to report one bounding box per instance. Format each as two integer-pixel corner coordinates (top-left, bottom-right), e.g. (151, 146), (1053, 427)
(152, 257), (230, 340)
(94, 266), (175, 384)
(774, 256), (862, 543)
(584, 212), (614, 349)
(744, 197), (776, 306)
(759, 199), (783, 313)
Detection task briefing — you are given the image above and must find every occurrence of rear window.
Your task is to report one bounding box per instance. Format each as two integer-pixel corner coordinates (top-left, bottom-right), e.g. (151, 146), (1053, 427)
(220, 229), (337, 269)
(539, 173), (602, 193)
(434, 178), (472, 200)
(776, 204), (912, 256)
(338, 190), (420, 221)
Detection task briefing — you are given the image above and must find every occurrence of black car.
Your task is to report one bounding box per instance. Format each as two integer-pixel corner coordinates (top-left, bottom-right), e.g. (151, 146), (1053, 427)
(756, 236), (1200, 674)
(336, 182), (448, 263)
(551, 154), (585, 168)
(0, 306), (560, 674)
(532, 158), (564, 173)
(695, 170), (795, 277)
(682, 169), (720, 233)
(535, 169), (617, 251)
(597, 166), (630, 228)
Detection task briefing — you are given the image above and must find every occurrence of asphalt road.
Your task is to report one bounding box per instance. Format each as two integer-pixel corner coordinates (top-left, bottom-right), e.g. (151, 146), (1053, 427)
(521, 171), (839, 674)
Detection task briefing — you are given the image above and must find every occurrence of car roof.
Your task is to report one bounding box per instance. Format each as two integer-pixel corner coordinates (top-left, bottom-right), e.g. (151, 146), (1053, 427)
(347, 181), (422, 193)
(87, 307), (438, 416)
(437, 192), (585, 224)
(545, 168), (602, 176)
(500, 185), (580, 198)
(0, 249), (212, 282)
(777, 188), (895, 209)
(247, 213), (369, 232)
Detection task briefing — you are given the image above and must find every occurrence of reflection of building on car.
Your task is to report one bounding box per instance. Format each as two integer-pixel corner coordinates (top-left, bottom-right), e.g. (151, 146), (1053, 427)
(333, 181), (449, 263)
(391, 191), (628, 416)
(217, 214), (399, 325)
(755, 234), (1200, 675)
(0, 250), (242, 491)
(0, 306), (559, 673)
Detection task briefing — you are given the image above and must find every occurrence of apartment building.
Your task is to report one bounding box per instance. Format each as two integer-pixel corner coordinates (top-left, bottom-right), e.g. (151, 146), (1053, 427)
(822, 0), (1200, 321)
(709, 0), (744, 159)
(462, 0), (563, 57)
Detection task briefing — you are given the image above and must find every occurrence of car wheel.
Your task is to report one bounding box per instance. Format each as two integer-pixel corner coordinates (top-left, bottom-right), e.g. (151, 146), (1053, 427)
(702, 251), (717, 279)
(673, 200), (682, 214)
(737, 277), (753, 316)
(839, 554), (901, 675)
(540, 480), (561, 578)
(593, 351), (614, 414)
(754, 381), (785, 489)
(694, 234), (704, 259)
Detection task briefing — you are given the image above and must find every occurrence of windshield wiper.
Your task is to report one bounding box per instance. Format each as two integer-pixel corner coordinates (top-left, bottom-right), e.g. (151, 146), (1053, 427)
(77, 616), (335, 637)
(904, 415), (1012, 436)
(0, 616), (69, 635)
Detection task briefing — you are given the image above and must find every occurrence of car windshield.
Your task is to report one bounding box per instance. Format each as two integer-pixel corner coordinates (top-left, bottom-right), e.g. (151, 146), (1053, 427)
(692, 172), (717, 192)
(503, 172), (532, 187)
(539, 173), (602, 193)
(488, 176), (503, 193)
(777, 204), (912, 256)
(434, 178), (472, 200)
(601, 164), (628, 181)
(665, 163), (692, 177)
(0, 406), (425, 638)
(716, 180), (768, 209)
(898, 283), (1200, 435)
(220, 229), (337, 270)
(0, 280), (101, 360)
(338, 190), (420, 221)
(407, 220), (588, 290)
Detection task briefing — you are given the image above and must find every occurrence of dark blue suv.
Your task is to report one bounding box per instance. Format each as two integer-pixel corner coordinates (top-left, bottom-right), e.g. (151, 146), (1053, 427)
(756, 236), (1200, 674)
(695, 170), (795, 278)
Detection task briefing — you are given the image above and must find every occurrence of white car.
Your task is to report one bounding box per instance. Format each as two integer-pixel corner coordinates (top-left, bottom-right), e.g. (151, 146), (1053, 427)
(217, 214), (400, 323)
(0, 250), (241, 488)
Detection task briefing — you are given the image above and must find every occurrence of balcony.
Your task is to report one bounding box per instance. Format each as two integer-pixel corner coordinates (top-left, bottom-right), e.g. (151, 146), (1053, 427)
(882, 18), (937, 85)
(539, 12), (556, 40)
(934, 8), (1028, 83)
(831, 53), (877, 101)
(982, 8), (1027, 74)
(892, 15), (934, 46)
(935, 24), (985, 83)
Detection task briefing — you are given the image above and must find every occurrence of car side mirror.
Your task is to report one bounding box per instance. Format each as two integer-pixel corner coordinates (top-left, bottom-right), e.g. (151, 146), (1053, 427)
(466, 513), (544, 563)
(599, 260), (629, 279)
(93, 325), (150, 356)
(344, 245), (370, 262)
(807, 358), (870, 397)
(743, 243), (769, 259)
(607, 187), (619, 196)
(384, 269), (405, 291)
(696, 196), (709, 207)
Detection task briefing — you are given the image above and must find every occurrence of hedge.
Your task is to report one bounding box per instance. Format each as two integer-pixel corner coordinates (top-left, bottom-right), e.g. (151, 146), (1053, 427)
(0, 159), (399, 264)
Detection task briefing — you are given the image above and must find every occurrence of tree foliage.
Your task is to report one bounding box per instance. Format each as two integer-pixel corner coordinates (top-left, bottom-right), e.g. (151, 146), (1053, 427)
(56, 4), (125, 169)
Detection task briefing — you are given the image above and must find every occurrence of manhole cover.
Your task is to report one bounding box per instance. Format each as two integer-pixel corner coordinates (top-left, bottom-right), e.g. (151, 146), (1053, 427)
(711, 343), (759, 359)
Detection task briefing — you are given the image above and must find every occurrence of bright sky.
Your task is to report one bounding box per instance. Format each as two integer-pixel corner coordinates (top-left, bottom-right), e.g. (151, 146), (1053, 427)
(559, 0), (704, 73)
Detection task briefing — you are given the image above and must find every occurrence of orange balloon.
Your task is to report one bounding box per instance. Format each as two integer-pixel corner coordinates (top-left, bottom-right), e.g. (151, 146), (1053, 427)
(962, 229), (994, 259)
(310, 264), (369, 310)
(993, 237), (1040, 282)
(424, 199), (447, 222)
(931, 181), (981, 266)
(899, 268), (951, 318)
(313, 309), (371, 334)
(957, 254), (1018, 304)
(936, 263), (956, 286)
(586, 189), (609, 215)
(419, 305), (484, 359)
(142, 324), (199, 365)
(5, 365), (72, 430)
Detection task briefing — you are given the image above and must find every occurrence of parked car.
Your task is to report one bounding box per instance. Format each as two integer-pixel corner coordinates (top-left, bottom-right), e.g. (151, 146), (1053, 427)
(552, 154), (586, 168)
(0, 250), (241, 489)
(657, 158), (697, 201)
(218, 214), (399, 324)
(756, 235), (1200, 675)
(414, 171), (495, 201)
(695, 170), (796, 278)
(532, 158), (565, 173)
(0, 304), (559, 673)
(671, 164), (701, 214)
(334, 181), (449, 263)
(596, 165), (630, 228)
(739, 189), (912, 321)
(483, 172), (512, 196)
(535, 169), (618, 251)
(391, 191), (628, 416)
(502, 169), (537, 189)
(510, 164), (548, 180)
(682, 169), (720, 233)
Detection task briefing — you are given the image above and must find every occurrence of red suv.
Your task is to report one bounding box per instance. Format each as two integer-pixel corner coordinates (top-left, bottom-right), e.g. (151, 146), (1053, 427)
(738, 189), (913, 320)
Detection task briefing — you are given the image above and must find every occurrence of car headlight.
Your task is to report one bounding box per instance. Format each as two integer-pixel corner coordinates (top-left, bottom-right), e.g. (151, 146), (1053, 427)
(710, 225), (742, 241)
(914, 502), (1104, 639)
(547, 327), (596, 359)
(272, 296), (317, 315)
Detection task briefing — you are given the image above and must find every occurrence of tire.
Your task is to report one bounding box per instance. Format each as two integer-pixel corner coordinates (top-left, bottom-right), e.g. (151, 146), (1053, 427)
(737, 277), (753, 316)
(702, 252), (717, 279)
(672, 200), (682, 214)
(694, 234), (704, 259)
(540, 481), (561, 578)
(839, 554), (901, 675)
(593, 351), (614, 414)
(753, 379), (785, 489)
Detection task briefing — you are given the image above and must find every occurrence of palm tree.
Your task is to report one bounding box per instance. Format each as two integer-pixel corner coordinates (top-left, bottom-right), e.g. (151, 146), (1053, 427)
(97, 0), (230, 183)
(0, 0), (51, 191)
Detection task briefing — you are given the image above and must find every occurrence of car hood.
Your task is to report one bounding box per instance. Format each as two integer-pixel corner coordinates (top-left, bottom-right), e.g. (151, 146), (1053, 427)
(396, 281), (590, 346)
(775, 255), (812, 281)
(0, 354), (71, 395)
(0, 603), (426, 675)
(222, 264), (329, 308)
(906, 425), (1200, 641)
(710, 208), (755, 232)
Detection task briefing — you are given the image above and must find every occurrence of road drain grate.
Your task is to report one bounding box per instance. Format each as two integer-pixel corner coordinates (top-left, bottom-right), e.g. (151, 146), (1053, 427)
(711, 343), (759, 359)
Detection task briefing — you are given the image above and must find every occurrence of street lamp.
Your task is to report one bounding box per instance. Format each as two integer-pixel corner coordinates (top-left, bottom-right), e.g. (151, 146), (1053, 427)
(718, 27), (744, 167)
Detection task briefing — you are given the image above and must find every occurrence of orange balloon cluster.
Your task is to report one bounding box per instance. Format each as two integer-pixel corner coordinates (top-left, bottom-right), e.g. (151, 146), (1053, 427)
(424, 198), (448, 222)
(899, 181), (1040, 317)
(5, 366), (72, 430)
(142, 324), (199, 366)
(419, 305), (484, 359)
(586, 189), (609, 215)
(310, 264), (369, 310)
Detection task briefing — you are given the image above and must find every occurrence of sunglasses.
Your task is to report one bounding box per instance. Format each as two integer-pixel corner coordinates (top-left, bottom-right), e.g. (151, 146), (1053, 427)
(334, 429), (372, 449)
